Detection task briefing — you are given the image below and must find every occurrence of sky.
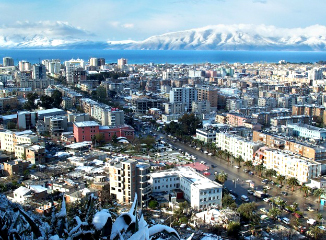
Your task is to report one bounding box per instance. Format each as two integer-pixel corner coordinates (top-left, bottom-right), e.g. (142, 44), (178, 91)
(0, 0), (326, 42)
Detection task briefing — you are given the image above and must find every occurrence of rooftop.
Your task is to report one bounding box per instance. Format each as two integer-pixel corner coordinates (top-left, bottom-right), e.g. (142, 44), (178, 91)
(74, 121), (99, 128)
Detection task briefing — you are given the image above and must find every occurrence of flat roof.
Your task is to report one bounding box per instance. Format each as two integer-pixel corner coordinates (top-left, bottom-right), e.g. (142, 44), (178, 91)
(74, 121), (99, 127)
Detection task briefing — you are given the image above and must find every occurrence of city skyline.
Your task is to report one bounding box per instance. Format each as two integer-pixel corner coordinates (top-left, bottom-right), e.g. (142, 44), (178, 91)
(0, 0), (326, 42)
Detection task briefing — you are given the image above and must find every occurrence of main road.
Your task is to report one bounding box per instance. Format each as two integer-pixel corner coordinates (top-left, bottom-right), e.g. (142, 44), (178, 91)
(153, 130), (326, 222)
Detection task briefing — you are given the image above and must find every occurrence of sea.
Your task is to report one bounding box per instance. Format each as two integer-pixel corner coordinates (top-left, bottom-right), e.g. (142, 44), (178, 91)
(0, 49), (326, 65)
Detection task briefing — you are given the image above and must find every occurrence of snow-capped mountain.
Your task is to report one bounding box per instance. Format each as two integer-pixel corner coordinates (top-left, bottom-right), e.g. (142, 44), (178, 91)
(1, 23), (326, 50)
(114, 24), (326, 51)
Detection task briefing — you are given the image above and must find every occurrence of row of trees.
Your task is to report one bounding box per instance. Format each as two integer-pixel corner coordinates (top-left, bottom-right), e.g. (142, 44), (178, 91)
(23, 90), (63, 110)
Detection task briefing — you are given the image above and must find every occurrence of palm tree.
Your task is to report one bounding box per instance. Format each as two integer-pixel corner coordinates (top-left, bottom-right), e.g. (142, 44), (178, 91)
(264, 169), (276, 180)
(287, 177), (299, 192)
(313, 188), (325, 203)
(268, 207), (281, 220)
(309, 225), (323, 240)
(300, 185), (310, 198)
(217, 149), (224, 161)
(234, 156), (244, 167)
(255, 164), (265, 177)
(224, 151), (231, 164)
(277, 175), (285, 186)
(216, 171), (228, 184)
(244, 160), (253, 170)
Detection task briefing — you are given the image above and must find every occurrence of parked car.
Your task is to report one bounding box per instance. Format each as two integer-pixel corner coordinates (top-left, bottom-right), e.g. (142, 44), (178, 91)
(276, 184), (283, 188)
(282, 217), (290, 225)
(260, 208), (268, 214)
(234, 165), (240, 169)
(307, 219), (316, 225)
(247, 189), (254, 195)
(243, 169), (249, 173)
(249, 171), (254, 175)
(263, 198), (270, 202)
(281, 191), (288, 196)
(261, 179), (269, 184)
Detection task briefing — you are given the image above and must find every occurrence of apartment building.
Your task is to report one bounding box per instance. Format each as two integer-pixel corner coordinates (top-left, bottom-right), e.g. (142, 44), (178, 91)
(196, 129), (217, 143)
(3, 160), (29, 176)
(73, 121), (100, 142)
(169, 86), (197, 112)
(197, 86), (218, 109)
(252, 130), (326, 161)
(0, 130), (38, 153)
(287, 123), (326, 140)
(109, 159), (151, 207)
(264, 149), (322, 184)
(149, 167), (223, 209)
(216, 132), (263, 162)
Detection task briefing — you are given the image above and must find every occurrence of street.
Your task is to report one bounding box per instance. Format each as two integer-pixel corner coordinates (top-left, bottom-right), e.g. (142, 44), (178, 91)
(153, 129), (326, 226)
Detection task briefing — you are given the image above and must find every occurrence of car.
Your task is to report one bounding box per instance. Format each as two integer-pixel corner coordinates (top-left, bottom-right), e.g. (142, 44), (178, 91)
(211, 164), (216, 168)
(247, 189), (254, 195)
(208, 153), (213, 156)
(269, 181), (275, 185)
(261, 179), (269, 184)
(282, 217), (290, 225)
(243, 169), (249, 173)
(307, 207), (314, 211)
(234, 165), (240, 169)
(292, 212), (303, 219)
(318, 226), (326, 231)
(249, 171), (254, 175)
(281, 191), (288, 196)
(263, 186), (271, 190)
(263, 198), (270, 202)
(260, 208), (268, 214)
(307, 219), (316, 225)
(276, 184), (283, 188)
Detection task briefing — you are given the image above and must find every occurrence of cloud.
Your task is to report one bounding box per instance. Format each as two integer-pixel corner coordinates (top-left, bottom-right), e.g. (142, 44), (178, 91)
(122, 23), (134, 29)
(109, 21), (134, 29)
(0, 21), (94, 40)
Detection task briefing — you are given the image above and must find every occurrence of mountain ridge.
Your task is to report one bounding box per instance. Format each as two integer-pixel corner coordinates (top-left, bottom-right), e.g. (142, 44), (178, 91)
(1, 24), (326, 51)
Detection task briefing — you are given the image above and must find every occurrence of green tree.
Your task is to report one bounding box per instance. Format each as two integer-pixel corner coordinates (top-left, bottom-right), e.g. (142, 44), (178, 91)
(268, 207), (281, 220)
(111, 134), (118, 144)
(287, 177), (299, 192)
(309, 225), (323, 240)
(277, 175), (286, 185)
(96, 86), (107, 102)
(23, 92), (38, 110)
(224, 151), (231, 164)
(313, 188), (325, 203)
(222, 194), (236, 209)
(52, 90), (63, 108)
(264, 169), (276, 180)
(148, 200), (158, 209)
(255, 164), (265, 177)
(227, 221), (240, 238)
(39, 95), (53, 109)
(234, 156), (244, 167)
(300, 185), (311, 198)
(237, 202), (259, 223)
(216, 171), (228, 184)
(6, 121), (17, 130)
(244, 160), (253, 170)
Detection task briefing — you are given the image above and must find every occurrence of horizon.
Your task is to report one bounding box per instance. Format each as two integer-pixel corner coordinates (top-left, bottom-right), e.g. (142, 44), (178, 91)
(0, 0), (326, 43)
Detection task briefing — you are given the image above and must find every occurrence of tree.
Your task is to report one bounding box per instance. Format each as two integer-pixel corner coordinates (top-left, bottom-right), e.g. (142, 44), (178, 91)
(244, 160), (253, 170)
(264, 169), (276, 180)
(6, 121), (17, 130)
(227, 221), (240, 238)
(287, 177), (299, 192)
(234, 156), (244, 167)
(52, 90), (63, 108)
(96, 86), (107, 102)
(313, 188), (325, 203)
(39, 95), (53, 109)
(24, 92), (38, 110)
(216, 171), (228, 184)
(277, 175), (286, 186)
(237, 202), (259, 224)
(224, 151), (231, 164)
(255, 164), (265, 177)
(309, 225), (323, 240)
(300, 185), (311, 198)
(148, 200), (158, 209)
(222, 194), (236, 209)
(268, 207), (281, 220)
(111, 134), (118, 144)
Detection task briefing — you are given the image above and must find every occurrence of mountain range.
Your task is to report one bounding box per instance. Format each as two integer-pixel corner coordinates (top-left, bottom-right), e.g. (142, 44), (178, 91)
(1, 24), (326, 51)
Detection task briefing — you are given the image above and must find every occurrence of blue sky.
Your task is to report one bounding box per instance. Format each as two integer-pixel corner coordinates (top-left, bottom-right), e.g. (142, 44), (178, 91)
(0, 0), (326, 41)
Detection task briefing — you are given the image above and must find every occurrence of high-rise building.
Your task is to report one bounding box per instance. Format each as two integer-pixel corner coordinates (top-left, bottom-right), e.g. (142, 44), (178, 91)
(169, 86), (197, 112)
(3, 57), (14, 67)
(42, 59), (61, 74)
(89, 58), (105, 67)
(197, 86), (218, 109)
(32, 64), (46, 80)
(18, 61), (31, 72)
(109, 159), (151, 206)
(117, 58), (127, 68)
(64, 59), (85, 85)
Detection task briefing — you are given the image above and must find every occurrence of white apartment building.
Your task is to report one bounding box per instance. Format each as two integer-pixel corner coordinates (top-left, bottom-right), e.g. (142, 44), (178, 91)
(149, 167), (222, 209)
(287, 123), (326, 141)
(169, 87), (197, 112)
(216, 132), (263, 162)
(0, 130), (38, 153)
(264, 149), (322, 184)
(196, 129), (217, 143)
(64, 59), (85, 85)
